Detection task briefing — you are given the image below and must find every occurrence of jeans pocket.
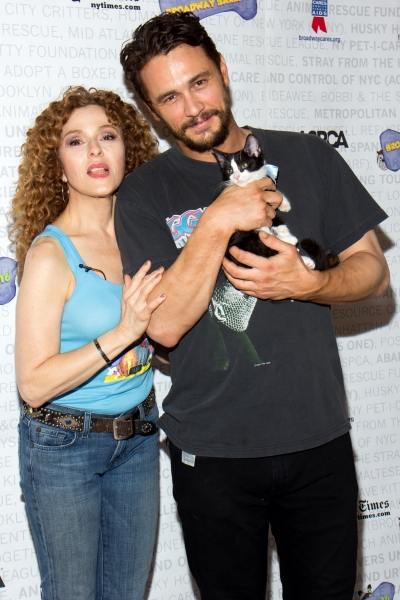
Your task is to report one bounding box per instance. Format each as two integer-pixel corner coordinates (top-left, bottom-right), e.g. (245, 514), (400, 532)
(29, 421), (77, 450)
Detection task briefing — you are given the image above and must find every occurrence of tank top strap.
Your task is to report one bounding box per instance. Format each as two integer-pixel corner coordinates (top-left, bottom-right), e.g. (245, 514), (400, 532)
(34, 224), (84, 278)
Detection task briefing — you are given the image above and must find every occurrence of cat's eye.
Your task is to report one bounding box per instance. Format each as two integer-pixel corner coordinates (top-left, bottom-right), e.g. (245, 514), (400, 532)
(241, 162), (248, 169)
(227, 168), (233, 174)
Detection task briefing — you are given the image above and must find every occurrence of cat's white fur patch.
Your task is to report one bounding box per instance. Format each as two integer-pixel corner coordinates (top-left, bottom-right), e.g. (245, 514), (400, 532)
(279, 196), (291, 212)
(228, 159), (266, 186)
(271, 225), (298, 246)
(301, 256), (316, 269)
(257, 225), (298, 246)
(229, 162), (292, 215)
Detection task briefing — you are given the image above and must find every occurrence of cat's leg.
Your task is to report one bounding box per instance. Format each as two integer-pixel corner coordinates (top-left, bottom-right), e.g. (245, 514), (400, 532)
(278, 194), (291, 212)
(301, 256), (316, 269)
(271, 225), (298, 246)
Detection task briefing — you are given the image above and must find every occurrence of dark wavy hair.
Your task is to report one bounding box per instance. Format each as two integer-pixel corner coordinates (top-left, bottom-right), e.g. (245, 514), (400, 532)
(9, 86), (158, 281)
(120, 12), (221, 104)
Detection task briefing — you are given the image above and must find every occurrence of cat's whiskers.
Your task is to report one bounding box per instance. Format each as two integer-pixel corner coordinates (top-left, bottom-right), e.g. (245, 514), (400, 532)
(212, 182), (229, 196)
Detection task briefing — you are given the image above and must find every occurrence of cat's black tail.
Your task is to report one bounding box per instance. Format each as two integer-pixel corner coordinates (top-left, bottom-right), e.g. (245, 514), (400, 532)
(300, 239), (327, 271)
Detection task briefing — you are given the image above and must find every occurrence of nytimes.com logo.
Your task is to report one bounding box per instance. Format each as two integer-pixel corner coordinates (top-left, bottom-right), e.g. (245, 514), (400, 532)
(357, 499), (390, 521)
(91, 1), (140, 9)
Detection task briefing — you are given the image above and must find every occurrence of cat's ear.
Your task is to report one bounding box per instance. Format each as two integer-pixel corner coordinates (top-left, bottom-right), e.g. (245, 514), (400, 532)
(244, 134), (262, 157)
(212, 148), (229, 170)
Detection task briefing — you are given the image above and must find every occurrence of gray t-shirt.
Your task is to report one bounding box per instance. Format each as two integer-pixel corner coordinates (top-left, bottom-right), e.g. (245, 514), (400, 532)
(115, 129), (387, 458)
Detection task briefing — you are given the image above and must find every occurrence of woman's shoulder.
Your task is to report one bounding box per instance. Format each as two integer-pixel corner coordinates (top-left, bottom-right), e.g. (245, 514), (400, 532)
(20, 232), (76, 305)
(25, 234), (72, 284)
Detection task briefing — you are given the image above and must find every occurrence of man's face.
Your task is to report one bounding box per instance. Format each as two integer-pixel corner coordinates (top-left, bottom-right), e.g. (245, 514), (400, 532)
(140, 44), (233, 154)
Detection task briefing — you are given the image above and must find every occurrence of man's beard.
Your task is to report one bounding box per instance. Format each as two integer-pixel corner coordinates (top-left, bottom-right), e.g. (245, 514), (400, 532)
(165, 87), (232, 153)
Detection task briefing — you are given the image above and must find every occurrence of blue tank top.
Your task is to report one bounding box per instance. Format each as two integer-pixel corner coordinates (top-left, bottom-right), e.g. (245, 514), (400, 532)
(35, 225), (154, 413)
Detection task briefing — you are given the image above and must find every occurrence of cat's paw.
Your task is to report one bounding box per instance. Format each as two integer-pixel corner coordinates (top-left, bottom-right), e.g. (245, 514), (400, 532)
(272, 225), (298, 246)
(301, 256), (315, 269)
(279, 195), (291, 212)
(257, 226), (273, 234)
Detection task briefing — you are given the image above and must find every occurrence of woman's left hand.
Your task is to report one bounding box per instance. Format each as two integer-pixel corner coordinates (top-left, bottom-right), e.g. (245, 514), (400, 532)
(116, 261), (166, 345)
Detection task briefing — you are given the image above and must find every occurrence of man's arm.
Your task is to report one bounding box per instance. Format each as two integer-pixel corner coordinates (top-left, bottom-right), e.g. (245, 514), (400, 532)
(144, 181), (282, 347)
(222, 229), (389, 304)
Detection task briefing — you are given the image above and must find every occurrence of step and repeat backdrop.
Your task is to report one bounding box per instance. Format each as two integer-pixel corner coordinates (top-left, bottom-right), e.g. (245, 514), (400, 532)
(1, 0), (400, 598)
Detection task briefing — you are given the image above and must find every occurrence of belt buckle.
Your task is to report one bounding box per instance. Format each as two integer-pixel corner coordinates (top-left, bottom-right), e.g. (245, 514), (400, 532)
(113, 415), (134, 440)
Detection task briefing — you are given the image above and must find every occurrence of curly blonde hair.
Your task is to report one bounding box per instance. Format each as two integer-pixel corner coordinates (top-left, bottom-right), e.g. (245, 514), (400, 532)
(9, 86), (158, 281)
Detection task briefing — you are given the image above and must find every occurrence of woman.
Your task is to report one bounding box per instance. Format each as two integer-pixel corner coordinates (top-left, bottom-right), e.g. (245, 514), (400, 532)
(9, 87), (164, 600)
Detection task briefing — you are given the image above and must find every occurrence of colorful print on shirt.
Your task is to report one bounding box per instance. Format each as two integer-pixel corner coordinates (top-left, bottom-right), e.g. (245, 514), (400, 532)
(166, 208), (205, 248)
(104, 338), (154, 383)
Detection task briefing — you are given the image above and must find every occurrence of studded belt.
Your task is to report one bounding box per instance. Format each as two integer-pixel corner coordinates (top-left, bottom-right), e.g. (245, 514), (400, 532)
(23, 390), (157, 440)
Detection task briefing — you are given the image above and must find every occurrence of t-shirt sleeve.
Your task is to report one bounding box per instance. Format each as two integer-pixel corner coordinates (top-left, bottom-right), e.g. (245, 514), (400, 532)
(115, 173), (178, 277)
(318, 139), (387, 255)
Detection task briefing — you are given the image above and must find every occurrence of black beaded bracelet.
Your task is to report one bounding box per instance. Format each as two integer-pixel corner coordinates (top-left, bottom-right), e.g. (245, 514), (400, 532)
(93, 338), (112, 365)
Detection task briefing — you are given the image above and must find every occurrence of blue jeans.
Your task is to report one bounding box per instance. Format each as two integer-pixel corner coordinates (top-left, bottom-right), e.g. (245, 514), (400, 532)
(19, 402), (159, 600)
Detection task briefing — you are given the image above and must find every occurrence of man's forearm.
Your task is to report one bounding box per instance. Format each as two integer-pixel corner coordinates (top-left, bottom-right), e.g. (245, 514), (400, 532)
(222, 230), (389, 305)
(146, 215), (230, 347)
(301, 250), (390, 305)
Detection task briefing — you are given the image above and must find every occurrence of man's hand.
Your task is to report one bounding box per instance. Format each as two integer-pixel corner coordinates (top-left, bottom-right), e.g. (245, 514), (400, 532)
(222, 230), (390, 304)
(203, 177), (283, 236)
(222, 232), (319, 300)
(143, 178), (283, 347)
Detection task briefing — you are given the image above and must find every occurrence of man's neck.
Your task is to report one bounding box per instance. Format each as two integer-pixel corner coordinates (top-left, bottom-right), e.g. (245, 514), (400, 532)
(176, 122), (250, 163)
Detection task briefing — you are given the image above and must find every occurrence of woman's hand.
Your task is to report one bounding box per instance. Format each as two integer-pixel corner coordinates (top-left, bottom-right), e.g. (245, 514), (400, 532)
(116, 261), (166, 344)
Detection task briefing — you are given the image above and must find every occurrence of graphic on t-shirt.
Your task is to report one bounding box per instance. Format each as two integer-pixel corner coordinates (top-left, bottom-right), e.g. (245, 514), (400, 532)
(104, 338), (154, 382)
(166, 210), (268, 371)
(208, 280), (269, 371)
(166, 208), (205, 248)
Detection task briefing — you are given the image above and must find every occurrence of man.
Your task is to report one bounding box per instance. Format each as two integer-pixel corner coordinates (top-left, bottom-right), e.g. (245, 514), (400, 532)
(116, 12), (389, 599)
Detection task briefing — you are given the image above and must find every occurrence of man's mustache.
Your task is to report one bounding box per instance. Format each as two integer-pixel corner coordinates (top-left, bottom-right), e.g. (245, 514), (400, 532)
(181, 109), (221, 132)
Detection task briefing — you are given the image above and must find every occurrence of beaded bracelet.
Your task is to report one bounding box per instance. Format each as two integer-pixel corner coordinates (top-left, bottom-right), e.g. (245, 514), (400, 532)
(93, 338), (112, 365)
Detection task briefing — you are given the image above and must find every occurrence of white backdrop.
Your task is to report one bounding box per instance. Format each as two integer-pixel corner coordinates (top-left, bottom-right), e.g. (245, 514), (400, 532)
(0, 0), (400, 598)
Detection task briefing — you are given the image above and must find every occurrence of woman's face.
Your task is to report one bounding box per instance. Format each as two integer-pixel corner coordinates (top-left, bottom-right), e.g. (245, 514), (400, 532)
(58, 104), (125, 203)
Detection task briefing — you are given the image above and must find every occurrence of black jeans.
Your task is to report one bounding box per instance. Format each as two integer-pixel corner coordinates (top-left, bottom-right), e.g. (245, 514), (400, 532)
(170, 433), (358, 600)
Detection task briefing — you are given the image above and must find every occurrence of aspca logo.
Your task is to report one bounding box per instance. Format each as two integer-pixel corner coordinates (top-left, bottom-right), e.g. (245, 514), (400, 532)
(379, 129), (400, 172)
(166, 207), (205, 248)
(159, 0), (257, 21)
(301, 130), (348, 149)
(357, 582), (394, 600)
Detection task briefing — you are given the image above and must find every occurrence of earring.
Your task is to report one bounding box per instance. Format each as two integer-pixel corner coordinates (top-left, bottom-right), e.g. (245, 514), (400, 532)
(61, 181), (69, 203)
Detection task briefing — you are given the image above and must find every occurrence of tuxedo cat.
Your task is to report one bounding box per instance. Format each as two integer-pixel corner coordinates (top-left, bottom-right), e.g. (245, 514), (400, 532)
(212, 134), (326, 271)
